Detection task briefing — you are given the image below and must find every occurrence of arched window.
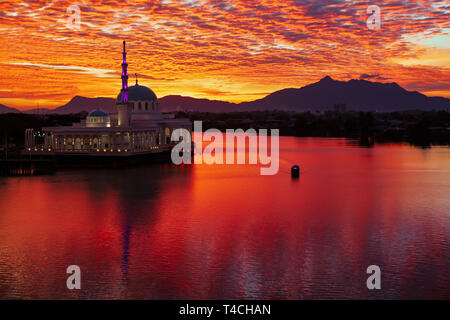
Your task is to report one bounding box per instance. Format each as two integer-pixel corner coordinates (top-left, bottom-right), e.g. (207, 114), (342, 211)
(75, 138), (81, 150)
(138, 102), (142, 110)
(145, 102), (148, 111)
(165, 128), (171, 144)
(151, 102), (154, 111)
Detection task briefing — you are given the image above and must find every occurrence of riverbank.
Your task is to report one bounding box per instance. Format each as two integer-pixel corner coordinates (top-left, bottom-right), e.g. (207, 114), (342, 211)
(0, 111), (449, 152)
(0, 159), (57, 176)
(177, 110), (450, 146)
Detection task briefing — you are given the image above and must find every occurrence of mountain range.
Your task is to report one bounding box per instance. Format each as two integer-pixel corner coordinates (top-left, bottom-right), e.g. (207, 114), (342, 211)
(0, 103), (20, 114)
(4, 76), (449, 114)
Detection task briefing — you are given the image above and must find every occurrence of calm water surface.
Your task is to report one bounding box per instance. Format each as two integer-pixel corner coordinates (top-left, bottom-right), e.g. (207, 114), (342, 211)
(0, 137), (449, 299)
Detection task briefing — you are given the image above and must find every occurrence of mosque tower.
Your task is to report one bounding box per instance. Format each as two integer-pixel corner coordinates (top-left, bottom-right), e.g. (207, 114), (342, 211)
(120, 40), (129, 102)
(117, 41), (132, 127)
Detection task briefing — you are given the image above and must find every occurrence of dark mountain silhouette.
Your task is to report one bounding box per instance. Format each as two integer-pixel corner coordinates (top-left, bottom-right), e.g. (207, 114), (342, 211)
(0, 103), (20, 114)
(5, 76), (450, 114)
(23, 95), (237, 114)
(48, 96), (116, 114)
(159, 95), (238, 112)
(240, 76), (450, 111)
(23, 108), (54, 115)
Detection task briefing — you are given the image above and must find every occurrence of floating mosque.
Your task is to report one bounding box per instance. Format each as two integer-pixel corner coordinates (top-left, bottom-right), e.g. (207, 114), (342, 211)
(25, 41), (192, 160)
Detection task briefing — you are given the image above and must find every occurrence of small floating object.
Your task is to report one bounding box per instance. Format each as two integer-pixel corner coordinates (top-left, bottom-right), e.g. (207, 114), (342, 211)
(291, 165), (300, 178)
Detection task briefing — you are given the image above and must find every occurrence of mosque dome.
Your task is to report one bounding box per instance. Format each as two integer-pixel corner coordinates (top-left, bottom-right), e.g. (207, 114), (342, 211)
(117, 84), (157, 102)
(88, 110), (108, 117)
(86, 109), (110, 127)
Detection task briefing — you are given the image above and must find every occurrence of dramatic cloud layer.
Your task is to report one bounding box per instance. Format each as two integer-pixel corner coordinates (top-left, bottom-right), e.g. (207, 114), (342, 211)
(0, 0), (449, 109)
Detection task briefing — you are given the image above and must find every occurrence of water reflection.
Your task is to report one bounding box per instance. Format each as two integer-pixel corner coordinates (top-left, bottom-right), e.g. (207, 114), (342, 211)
(0, 138), (449, 299)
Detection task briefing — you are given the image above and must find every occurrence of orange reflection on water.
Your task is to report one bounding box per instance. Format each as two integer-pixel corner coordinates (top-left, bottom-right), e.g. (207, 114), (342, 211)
(0, 138), (449, 299)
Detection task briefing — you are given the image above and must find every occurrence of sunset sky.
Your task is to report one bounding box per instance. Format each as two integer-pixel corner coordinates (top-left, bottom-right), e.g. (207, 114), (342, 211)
(0, 0), (449, 110)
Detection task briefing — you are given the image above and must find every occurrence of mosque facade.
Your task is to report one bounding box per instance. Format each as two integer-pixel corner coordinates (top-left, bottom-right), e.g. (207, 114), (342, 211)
(25, 41), (192, 158)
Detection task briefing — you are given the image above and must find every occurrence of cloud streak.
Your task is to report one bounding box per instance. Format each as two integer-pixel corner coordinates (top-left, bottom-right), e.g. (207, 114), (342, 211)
(0, 0), (449, 108)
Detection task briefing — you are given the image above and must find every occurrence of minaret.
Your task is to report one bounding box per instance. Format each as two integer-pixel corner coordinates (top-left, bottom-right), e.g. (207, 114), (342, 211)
(120, 40), (129, 103)
(117, 41), (132, 127)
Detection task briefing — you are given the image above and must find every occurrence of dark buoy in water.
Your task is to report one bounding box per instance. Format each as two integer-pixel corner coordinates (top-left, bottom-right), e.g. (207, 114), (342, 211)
(291, 165), (300, 178)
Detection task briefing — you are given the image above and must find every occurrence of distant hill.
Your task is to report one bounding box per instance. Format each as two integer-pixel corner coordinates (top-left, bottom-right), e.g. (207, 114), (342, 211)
(159, 95), (238, 112)
(3, 76), (450, 114)
(0, 103), (20, 114)
(240, 76), (450, 112)
(22, 95), (239, 114)
(24, 96), (117, 115)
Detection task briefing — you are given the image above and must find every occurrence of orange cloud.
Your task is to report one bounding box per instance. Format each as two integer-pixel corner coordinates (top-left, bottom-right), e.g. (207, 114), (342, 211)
(0, 0), (449, 109)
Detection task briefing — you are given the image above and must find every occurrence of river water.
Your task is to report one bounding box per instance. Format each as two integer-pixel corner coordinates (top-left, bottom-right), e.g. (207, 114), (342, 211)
(0, 137), (449, 299)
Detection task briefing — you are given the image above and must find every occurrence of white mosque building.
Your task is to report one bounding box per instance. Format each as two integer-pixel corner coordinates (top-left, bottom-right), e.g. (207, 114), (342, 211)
(25, 41), (192, 159)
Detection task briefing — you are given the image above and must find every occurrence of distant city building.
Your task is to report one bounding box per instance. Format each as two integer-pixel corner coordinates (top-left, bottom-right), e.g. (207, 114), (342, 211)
(333, 104), (347, 113)
(25, 41), (191, 157)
